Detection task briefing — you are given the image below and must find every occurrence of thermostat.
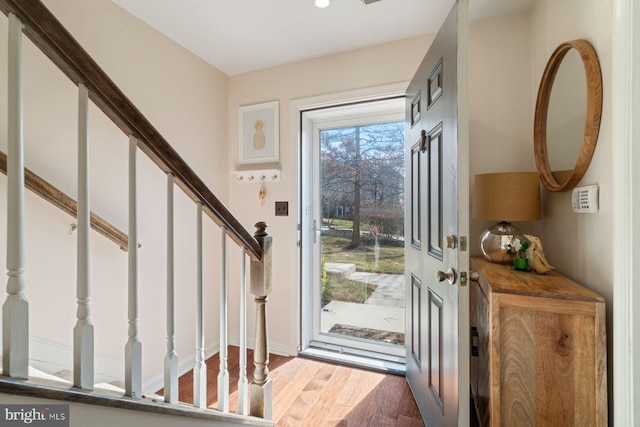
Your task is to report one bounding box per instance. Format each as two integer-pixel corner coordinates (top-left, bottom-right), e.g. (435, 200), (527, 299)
(572, 185), (598, 213)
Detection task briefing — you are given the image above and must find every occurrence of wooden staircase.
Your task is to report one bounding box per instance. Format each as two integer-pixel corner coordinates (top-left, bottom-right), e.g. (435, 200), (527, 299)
(0, 0), (273, 425)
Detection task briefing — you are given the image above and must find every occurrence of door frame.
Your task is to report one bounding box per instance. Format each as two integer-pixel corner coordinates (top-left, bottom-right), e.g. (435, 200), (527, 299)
(612, 0), (639, 423)
(292, 82), (408, 355)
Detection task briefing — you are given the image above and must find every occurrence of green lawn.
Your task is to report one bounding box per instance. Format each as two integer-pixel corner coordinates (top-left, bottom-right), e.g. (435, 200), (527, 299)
(321, 235), (404, 275)
(322, 275), (377, 305)
(319, 219), (404, 304)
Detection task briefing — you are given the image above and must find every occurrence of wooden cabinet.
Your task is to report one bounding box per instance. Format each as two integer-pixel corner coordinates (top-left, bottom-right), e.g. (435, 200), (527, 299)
(469, 256), (607, 426)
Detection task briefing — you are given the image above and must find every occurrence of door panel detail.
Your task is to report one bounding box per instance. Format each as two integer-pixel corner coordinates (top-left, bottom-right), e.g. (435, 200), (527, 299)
(411, 274), (422, 370)
(411, 91), (422, 127)
(411, 142), (422, 249)
(428, 288), (444, 414)
(427, 123), (443, 260)
(427, 58), (444, 109)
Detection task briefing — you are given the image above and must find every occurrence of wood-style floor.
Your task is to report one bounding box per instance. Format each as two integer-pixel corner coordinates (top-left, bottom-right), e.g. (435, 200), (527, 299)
(159, 347), (425, 426)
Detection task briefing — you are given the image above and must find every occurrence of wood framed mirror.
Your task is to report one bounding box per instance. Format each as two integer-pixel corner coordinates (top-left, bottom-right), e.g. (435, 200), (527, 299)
(534, 39), (603, 192)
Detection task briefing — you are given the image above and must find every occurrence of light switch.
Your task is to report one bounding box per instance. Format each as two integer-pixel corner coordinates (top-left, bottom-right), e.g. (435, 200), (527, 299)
(275, 201), (288, 216)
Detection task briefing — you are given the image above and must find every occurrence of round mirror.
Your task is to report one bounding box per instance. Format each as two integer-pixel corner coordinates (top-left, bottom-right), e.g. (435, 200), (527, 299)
(534, 40), (602, 192)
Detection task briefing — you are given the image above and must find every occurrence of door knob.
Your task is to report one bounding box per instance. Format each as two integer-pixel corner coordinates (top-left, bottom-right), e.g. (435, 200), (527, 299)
(435, 268), (457, 285)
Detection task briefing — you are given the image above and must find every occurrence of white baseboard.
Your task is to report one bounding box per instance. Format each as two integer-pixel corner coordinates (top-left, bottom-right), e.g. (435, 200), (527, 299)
(141, 341), (219, 395)
(29, 336), (124, 384)
(227, 335), (292, 357)
(26, 335), (292, 395)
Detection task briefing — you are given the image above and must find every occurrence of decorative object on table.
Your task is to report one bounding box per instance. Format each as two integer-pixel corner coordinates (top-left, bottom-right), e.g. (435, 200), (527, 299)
(509, 238), (529, 271)
(526, 234), (555, 274)
(239, 101), (279, 164)
(472, 172), (541, 263)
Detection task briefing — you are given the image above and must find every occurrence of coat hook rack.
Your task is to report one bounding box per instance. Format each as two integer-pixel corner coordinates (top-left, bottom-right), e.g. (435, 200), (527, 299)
(233, 169), (281, 183)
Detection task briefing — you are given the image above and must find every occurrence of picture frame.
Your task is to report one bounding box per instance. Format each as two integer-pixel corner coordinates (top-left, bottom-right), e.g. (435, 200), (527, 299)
(238, 101), (279, 164)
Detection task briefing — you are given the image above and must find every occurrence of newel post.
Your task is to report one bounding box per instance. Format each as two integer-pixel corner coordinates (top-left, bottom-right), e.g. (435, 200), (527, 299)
(250, 222), (272, 419)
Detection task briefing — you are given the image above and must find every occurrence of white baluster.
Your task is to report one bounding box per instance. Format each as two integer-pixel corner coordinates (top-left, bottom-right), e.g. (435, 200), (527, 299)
(125, 136), (142, 398)
(193, 202), (206, 408)
(3, 13), (28, 379)
(164, 173), (178, 403)
(237, 249), (248, 415)
(73, 83), (94, 390)
(218, 229), (229, 412)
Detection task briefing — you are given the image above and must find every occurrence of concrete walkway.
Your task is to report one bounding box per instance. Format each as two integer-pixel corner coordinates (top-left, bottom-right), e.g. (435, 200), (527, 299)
(321, 267), (405, 336)
(350, 271), (404, 308)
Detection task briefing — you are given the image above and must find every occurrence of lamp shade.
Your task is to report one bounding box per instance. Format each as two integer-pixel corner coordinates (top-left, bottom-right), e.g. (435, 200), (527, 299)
(472, 172), (541, 222)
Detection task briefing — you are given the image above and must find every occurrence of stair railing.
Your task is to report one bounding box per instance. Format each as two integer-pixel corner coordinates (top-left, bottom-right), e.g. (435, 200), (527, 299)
(0, 0), (272, 420)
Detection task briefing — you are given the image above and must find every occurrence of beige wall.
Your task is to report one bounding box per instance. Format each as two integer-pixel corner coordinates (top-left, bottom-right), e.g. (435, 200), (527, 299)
(530, 0), (614, 417)
(0, 0), (229, 391)
(468, 12), (535, 250)
(227, 35), (433, 354)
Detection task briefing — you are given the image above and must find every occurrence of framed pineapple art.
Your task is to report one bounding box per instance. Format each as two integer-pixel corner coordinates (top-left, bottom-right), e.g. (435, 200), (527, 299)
(238, 101), (279, 164)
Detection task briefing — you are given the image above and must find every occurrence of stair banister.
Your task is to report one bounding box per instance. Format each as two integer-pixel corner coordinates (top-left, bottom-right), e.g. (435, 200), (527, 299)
(218, 229), (230, 412)
(193, 203), (206, 409)
(125, 135), (142, 399)
(164, 172), (179, 404)
(3, 11), (28, 380)
(0, 0), (274, 421)
(73, 82), (94, 390)
(238, 249), (249, 416)
(0, 0), (262, 261)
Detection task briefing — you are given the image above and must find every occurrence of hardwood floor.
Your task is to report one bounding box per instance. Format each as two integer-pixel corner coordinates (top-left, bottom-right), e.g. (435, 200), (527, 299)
(159, 347), (425, 426)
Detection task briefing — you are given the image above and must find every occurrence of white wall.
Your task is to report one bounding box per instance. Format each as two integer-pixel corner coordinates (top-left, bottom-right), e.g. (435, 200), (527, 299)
(530, 0), (614, 419)
(0, 0), (230, 391)
(227, 35), (434, 355)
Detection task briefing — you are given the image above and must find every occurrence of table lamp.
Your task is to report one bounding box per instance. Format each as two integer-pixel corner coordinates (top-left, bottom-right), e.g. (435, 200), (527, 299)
(472, 172), (541, 263)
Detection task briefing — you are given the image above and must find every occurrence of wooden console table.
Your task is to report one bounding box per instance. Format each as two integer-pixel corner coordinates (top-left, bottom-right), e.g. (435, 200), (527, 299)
(470, 256), (607, 426)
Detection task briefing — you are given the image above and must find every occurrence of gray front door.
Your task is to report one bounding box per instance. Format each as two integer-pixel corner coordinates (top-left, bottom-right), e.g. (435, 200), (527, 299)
(404, 2), (467, 425)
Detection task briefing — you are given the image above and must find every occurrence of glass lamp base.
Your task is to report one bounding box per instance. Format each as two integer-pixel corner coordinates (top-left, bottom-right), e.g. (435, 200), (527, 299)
(479, 222), (530, 264)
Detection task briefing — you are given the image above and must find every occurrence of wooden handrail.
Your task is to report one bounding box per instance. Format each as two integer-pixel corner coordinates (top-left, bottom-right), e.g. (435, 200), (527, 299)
(0, 0), (262, 261)
(0, 150), (132, 251)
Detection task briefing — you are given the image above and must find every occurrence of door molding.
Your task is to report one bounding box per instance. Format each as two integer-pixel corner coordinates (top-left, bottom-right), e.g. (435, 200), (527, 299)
(612, 0), (639, 424)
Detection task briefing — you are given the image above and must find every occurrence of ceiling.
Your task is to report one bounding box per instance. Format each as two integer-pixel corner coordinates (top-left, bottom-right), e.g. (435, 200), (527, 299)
(111, 0), (534, 76)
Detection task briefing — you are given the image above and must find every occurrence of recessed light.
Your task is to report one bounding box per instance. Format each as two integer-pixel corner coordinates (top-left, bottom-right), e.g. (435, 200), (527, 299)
(315, 0), (330, 8)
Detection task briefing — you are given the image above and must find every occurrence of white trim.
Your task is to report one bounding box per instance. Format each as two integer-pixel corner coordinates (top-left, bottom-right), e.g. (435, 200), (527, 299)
(228, 334), (291, 357)
(28, 336), (123, 385)
(612, 0), (638, 424)
(291, 82), (409, 112)
(142, 341), (219, 397)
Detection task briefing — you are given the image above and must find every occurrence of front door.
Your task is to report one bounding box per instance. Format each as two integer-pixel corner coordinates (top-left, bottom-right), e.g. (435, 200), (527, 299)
(405, 1), (468, 425)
